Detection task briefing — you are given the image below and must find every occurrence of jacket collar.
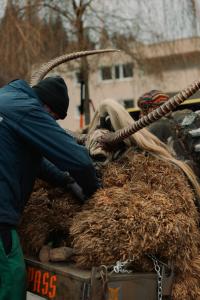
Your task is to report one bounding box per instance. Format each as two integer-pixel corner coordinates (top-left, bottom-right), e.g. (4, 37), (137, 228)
(9, 79), (38, 100)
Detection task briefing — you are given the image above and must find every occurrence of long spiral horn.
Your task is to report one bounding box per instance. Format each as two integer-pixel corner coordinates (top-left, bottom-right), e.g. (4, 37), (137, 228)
(101, 80), (200, 147)
(30, 49), (120, 86)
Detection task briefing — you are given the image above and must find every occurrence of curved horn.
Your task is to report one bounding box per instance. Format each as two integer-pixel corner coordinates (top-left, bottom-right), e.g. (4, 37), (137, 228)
(102, 80), (200, 147)
(30, 49), (120, 86)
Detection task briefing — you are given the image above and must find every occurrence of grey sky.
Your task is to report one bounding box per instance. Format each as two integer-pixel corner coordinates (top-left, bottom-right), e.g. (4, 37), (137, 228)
(0, 0), (199, 43)
(0, 0), (6, 17)
(97, 0), (200, 43)
(136, 0), (200, 43)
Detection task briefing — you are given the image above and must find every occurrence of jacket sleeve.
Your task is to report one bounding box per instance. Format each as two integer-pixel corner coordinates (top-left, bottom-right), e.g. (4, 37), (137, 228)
(16, 108), (100, 198)
(38, 158), (75, 188)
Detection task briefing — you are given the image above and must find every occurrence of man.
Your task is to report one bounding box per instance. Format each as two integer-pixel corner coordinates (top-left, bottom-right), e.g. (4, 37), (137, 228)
(137, 90), (190, 156)
(137, 90), (173, 144)
(137, 89), (200, 173)
(0, 76), (100, 299)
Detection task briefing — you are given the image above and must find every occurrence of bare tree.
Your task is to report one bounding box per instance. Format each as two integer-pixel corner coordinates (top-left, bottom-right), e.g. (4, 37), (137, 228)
(0, 0), (151, 124)
(36, 0), (144, 124)
(0, 0), (68, 81)
(37, 0), (101, 125)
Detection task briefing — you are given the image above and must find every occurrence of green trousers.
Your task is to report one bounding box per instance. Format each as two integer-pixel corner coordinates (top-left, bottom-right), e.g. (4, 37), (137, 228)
(0, 230), (26, 300)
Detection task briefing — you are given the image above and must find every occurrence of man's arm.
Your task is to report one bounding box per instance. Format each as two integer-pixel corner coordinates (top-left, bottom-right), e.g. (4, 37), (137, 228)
(38, 158), (75, 188)
(17, 108), (100, 198)
(38, 158), (86, 202)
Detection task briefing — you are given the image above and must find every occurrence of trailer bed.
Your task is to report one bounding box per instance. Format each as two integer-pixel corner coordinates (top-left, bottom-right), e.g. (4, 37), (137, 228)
(25, 257), (172, 300)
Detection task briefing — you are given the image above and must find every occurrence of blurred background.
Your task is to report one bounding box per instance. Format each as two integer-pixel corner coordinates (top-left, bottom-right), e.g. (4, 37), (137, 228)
(0, 0), (200, 130)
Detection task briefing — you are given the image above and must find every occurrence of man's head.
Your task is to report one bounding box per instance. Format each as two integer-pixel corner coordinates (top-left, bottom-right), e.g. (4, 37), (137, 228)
(32, 76), (69, 120)
(137, 90), (169, 116)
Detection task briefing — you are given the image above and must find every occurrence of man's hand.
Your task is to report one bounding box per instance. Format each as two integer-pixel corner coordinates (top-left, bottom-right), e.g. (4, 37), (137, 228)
(67, 182), (86, 203)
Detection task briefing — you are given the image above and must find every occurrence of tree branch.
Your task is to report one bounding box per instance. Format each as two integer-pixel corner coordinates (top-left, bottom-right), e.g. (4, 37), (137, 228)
(43, 2), (74, 22)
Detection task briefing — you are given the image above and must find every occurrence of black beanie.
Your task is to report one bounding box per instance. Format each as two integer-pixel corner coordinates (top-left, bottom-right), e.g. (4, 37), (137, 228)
(32, 76), (69, 119)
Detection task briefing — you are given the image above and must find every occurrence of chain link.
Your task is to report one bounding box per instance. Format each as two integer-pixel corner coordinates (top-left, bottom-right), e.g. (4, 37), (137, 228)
(100, 255), (164, 300)
(148, 255), (163, 300)
(112, 260), (133, 274)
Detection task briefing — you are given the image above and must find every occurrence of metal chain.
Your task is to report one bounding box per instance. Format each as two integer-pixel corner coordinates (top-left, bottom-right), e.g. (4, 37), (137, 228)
(112, 260), (133, 274)
(148, 255), (163, 300)
(99, 265), (108, 296)
(100, 255), (164, 300)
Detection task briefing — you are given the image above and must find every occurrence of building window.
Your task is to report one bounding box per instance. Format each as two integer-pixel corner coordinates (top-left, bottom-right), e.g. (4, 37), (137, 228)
(75, 105), (81, 119)
(100, 63), (133, 81)
(75, 71), (82, 84)
(122, 63), (133, 78)
(121, 99), (134, 109)
(100, 66), (112, 80)
(114, 65), (120, 79)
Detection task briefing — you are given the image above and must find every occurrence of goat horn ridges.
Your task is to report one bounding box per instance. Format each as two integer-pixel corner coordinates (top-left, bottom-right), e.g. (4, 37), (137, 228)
(102, 80), (200, 146)
(30, 49), (120, 86)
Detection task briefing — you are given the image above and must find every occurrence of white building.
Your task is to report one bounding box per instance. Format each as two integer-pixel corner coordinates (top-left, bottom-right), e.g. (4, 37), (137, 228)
(57, 37), (200, 131)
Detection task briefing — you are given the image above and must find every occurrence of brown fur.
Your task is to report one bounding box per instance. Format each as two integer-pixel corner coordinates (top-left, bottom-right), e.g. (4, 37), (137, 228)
(70, 153), (200, 274)
(19, 99), (200, 299)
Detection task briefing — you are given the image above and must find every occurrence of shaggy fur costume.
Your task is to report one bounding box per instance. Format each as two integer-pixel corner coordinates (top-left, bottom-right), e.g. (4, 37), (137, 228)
(70, 152), (199, 265)
(19, 181), (81, 256)
(19, 151), (200, 299)
(19, 99), (200, 299)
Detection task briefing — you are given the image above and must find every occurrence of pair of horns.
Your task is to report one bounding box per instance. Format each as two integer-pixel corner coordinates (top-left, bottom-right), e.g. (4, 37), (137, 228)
(31, 50), (200, 147)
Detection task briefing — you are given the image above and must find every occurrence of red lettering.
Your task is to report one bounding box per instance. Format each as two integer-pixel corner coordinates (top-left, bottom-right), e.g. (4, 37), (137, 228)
(27, 267), (35, 283)
(26, 266), (57, 298)
(41, 272), (49, 296)
(33, 270), (41, 293)
(49, 275), (57, 299)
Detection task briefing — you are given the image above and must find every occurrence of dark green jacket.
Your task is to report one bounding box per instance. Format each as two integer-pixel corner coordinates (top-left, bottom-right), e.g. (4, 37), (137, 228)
(0, 80), (99, 225)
